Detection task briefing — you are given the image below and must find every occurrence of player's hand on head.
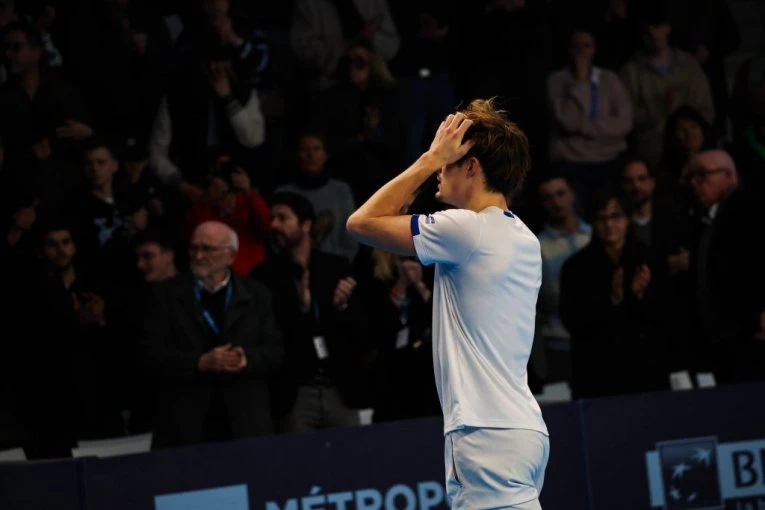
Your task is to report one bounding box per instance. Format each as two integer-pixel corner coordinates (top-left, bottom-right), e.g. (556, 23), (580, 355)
(426, 112), (475, 167)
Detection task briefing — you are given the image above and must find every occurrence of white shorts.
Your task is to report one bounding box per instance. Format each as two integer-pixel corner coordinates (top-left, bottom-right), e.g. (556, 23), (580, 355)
(445, 427), (550, 509)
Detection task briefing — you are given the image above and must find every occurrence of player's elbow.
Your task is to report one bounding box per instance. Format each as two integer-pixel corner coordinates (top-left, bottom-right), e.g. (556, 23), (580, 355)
(345, 213), (365, 239)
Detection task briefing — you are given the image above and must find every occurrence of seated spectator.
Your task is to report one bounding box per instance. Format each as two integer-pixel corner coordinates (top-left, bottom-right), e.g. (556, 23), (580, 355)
(289, 0), (400, 91)
(560, 191), (669, 399)
(185, 152), (271, 276)
(534, 174), (592, 384)
(730, 57), (765, 196)
(619, 2), (714, 169)
(142, 221), (283, 448)
(546, 24), (633, 213)
(20, 220), (123, 459)
(276, 130), (358, 262)
(685, 150), (765, 383)
(251, 193), (370, 432)
(0, 1), (62, 86)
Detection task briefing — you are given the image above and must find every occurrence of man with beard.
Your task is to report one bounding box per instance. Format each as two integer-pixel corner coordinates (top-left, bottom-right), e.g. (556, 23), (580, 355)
(142, 220), (282, 448)
(20, 221), (122, 458)
(250, 192), (370, 433)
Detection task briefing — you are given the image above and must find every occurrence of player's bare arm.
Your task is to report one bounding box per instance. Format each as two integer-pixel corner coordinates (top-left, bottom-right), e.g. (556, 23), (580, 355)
(346, 113), (474, 255)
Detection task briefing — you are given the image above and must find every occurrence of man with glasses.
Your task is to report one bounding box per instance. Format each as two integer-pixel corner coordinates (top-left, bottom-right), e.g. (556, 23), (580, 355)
(685, 149), (765, 383)
(142, 220), (283, 448)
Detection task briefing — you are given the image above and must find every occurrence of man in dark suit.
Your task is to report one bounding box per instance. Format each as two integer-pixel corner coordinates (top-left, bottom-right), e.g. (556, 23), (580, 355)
(142, 220), (282, 448)
(686, 149), (765, 383)
(250, 192), (370, 433)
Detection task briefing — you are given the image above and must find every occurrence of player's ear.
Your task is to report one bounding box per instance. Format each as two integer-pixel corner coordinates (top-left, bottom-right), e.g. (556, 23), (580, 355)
(466, 156), (478, 177)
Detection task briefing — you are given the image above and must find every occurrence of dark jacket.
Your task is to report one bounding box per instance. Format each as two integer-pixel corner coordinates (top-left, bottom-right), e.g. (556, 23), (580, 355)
(250, 250), (371, 416)
(142, 272), (282, 448)
(560, 236), (670, 399)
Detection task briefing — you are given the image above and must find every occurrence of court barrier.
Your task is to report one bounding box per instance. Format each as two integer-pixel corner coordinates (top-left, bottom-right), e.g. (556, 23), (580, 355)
(1, 382), (763, 510)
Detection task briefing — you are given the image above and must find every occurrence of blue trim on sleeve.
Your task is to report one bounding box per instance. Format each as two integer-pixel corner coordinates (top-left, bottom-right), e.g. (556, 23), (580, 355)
(503, 211), (515, 218)
(411, 214), (420, 236)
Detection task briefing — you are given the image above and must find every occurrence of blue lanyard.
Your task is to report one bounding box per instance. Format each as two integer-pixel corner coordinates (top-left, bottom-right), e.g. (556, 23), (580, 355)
(194, 283), (233, 335)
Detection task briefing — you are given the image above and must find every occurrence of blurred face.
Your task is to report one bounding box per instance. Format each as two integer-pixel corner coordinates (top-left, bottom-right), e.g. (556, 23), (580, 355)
(270, 204), (308, 249)
(621, 161), (655, 208)
(3, 30), (41, 75)
(348, 47), (371, 89)
(687, 156), (735, 208)
(539, 178), (575, 223)
(188, 225), (235, 279)
(203, 0), (229, 16)
(593, 199), (629, 247)
(136, 242), (174, 282)
(85, 147), (118, 189)
(675, 118), (705, 154)
(435, 159), (472, 207)
(568, 31), (596, 63)
(43, 229), (76, 270)
(297, 135), (328, 176)
(494, 0), (526, 12)
(644, 23), (671, 53)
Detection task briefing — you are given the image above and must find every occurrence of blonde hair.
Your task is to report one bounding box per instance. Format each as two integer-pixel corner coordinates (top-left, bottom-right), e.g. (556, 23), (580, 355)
(371, 249), (397, 281)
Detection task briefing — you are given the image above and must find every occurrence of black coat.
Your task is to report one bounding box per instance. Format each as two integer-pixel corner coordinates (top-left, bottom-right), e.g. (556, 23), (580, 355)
(141, 272), (283, 448)
(250, 251), (372, 416)
(560, 236), (670, 399)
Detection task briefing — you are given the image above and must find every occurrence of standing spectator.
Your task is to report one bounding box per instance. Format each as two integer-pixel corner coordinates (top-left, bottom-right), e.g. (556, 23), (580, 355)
(185, 153), (271, 276)
(560, 191), (669, 398)
(20, 221), (123, 459)
(289, 0), (400, 91)
(534, 175), (592, 384)
(251, 193), (369, 432)
(546, 25), (633, 213)
(619, 3), (714, 169)
(142, 221), (282, 448)
(276, 130), (358, 262)
(685, 150), (765, 383)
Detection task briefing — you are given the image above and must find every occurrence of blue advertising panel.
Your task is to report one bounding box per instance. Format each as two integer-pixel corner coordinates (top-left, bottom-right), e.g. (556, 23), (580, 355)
(579, 382), (765, 510)
(0, 458), (84, 510)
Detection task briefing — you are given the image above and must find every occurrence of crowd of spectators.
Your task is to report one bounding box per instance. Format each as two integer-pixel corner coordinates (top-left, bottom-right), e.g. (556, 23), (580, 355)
(0, 0), (763, 459)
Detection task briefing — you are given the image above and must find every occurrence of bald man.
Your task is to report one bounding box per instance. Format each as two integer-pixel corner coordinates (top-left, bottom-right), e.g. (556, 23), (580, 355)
(685, 150), (765, 383)
(141, 220), (283, 448)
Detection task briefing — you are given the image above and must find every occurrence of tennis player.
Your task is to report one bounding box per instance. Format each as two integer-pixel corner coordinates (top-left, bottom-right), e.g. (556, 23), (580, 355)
(347, 98), (549, 509)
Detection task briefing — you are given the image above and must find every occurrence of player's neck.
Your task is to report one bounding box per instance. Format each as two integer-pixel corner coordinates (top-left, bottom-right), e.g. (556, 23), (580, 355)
(463, 192), (508, 214)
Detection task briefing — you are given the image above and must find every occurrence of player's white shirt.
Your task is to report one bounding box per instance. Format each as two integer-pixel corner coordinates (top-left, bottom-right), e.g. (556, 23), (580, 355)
(411, 206), (548, 436)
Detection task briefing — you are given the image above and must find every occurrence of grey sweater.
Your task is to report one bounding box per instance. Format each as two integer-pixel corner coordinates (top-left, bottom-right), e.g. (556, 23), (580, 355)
(276, 179), (358, 262)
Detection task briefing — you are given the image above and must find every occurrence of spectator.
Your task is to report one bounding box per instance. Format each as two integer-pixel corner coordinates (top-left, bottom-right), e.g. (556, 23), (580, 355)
(118, 228), (180, 434)
(389, 0), (456, 164)
(730, 53), (765, 196)
(148, 31), (266, 202)
(685, 150), (765, 383)
(251, 192), (370, 432)
(142, 221), (283, 448)
(560, 191), (669, 399)
(0, 22), (94, 178)
(0, 1), (62, 86)
(534, 175), (592, 384)
(276, 130), (358, 262)
(70, 138), (149, 274)
(546, 25), (633, 213)
(660, 105), (717, 202)
(20, 221), (123, 459)
(185, 153), (271, 276)
(619, 3), (714, 169)
(289, 0), (400, 90)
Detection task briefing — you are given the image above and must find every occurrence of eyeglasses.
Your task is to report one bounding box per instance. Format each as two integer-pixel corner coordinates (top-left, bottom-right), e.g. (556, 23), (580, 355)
(683, 167), (727, 184)
(188, 244), (231, 255)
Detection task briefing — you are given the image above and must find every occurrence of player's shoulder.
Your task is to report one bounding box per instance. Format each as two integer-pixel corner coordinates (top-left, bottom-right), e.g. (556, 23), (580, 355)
(425, 208), (480, 224)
